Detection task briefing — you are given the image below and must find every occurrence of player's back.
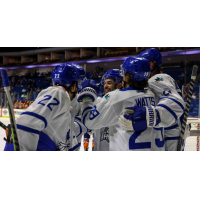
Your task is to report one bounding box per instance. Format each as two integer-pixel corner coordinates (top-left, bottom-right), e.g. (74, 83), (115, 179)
(110, 89), (165, 151)
(16, 86), (72, 151)
(148, 73), (185, 151)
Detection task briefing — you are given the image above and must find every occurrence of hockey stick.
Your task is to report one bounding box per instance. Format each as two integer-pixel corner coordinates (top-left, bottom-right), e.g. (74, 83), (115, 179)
(177, 65), (198, 151)
(0, 121), (12, 143)
(1, 70), (20, 151)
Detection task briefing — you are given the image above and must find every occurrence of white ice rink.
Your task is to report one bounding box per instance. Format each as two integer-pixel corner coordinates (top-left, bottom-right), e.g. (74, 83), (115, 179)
(0, 117), (93, 151)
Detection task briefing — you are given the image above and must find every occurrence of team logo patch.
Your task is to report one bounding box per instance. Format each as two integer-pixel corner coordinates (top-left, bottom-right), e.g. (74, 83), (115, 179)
(155, 77), (163, 83)
(105, 94), (110, 100)
(100, 127), (109, 143)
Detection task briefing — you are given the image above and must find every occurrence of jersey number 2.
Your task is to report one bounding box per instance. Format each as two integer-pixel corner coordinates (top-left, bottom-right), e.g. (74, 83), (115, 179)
(38, 95), (60, 111)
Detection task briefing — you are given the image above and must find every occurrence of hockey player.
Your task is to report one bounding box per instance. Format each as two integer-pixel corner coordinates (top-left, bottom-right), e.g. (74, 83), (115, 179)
(69, 63), (88, 150)
(119, 48), (185, 151)
(93, 69), (122, 151)
(78, 57), (165, 151)
(4, 63), (87, 151)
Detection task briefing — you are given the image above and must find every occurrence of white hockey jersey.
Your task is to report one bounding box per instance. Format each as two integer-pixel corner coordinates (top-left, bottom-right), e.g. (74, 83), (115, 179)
(16, 86), (86, 151)
(93, 127), (110, 151)
(92, 97), (109, 151)
(148, 74), (185, 151)
(81, 87), (165, 151)
(70, 96), (87, 150)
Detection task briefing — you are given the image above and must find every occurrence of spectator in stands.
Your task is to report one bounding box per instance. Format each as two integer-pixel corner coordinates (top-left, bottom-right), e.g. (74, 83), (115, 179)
(183, 88), (187, 101)
(23, 100), (28, 110)
(192, 93), (197, 101)
(185, 83), (190, 93)
(95, 66), (100, 73)
(21, 87), (27, 97)
(37, 87), (41, 93)
(11, 76), (15, 85)
(18, 100), (22, 109)
(181, 72), (185, 77)
(27, 88), (33, 100)
(22, 87), (26, 94)
(14, 100), (19, 109)
(177, 80), (183, 90)
(180, 78), (184, 84)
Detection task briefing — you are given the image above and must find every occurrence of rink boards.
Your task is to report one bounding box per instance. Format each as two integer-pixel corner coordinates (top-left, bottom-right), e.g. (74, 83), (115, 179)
(0, 108), (24, 118)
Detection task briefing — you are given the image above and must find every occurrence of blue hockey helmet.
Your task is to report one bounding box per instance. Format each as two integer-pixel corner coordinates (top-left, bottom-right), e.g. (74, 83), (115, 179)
(100, 69), (122, 86)
(70, 63), (86, 82)
(120, 57), (151, 82)
(138, 48), (162, 67)
(51, 63), (82, 89)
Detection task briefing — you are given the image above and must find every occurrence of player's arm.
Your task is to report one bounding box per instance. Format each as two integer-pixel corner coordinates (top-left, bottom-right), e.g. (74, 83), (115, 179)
(73, 116), (88, 142)
(119, 75), (185, 131)
(78, 79), (125, 130)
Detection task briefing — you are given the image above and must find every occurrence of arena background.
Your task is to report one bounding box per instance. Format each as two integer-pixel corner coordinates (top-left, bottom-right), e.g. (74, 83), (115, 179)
(0, 47), (199, 151)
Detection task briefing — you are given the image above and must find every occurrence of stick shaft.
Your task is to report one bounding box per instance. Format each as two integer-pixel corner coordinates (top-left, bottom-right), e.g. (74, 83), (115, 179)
(177, 65), (198, 151)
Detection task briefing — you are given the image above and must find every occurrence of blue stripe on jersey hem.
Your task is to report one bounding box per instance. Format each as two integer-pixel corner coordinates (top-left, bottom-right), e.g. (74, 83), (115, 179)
(157, 104), (178, 122)
(75, 121), (82, 138)
(17, 124), (41, 135)
(159, 97), (185, 112)
(20, 111), (48, 128)
(17, 124), (57, 151)
(165, 136), (179, 141)
(82, 107), (93, 117)
(68, 143), (81, 151)
(164, 123), (179, 130)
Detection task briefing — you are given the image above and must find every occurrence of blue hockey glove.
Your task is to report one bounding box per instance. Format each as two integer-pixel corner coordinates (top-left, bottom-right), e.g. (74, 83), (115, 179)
(119, 106), (160, 132)
(77, 79), (100, 103)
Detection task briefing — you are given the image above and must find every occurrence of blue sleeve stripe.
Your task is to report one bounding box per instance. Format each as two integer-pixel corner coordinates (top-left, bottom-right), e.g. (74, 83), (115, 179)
(159, 97), (185, 112)
(164, 123), (179, 130)
(68, 143), (81, 151)
(157, 104), (178, 122)
(165, 136), (179, 141)
(82, 113), (88, 127)
(20, 111), (48, 128)
(17, 124), (41, 135)
(75, 121), (82, 138)
(82, 107), (93, 117)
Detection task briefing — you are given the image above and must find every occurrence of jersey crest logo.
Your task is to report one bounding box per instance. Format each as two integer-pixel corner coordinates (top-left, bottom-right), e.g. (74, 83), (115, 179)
(105, 94), (110, 100)
(155, 77), (163, 83)
(100, 127), (109, 143)
(89, 105), (100, 120)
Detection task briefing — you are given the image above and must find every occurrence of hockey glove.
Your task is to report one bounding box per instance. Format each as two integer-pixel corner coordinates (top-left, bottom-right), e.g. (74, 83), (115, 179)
(77, 79), (100, 103)
(119, 106), (160, 132)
